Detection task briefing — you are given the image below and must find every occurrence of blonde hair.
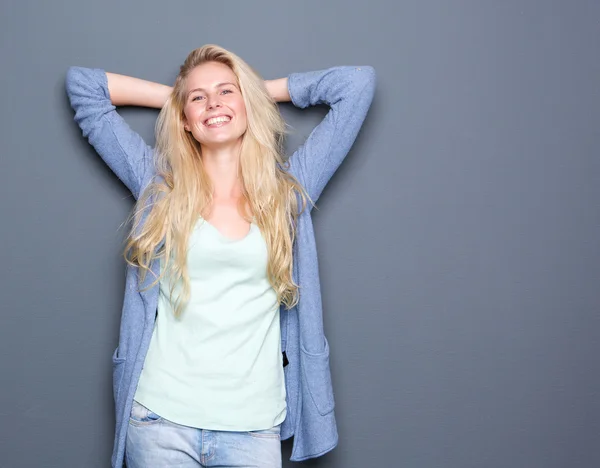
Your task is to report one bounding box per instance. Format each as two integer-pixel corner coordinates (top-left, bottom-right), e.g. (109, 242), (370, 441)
(123, 44), (310, 316)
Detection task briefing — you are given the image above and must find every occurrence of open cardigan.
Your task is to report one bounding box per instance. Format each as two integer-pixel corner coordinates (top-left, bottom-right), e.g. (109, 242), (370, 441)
(65, 63), (376, 466)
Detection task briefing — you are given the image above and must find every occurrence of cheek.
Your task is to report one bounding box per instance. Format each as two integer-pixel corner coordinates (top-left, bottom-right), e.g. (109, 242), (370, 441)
(235, 101), (248, 126)
(182, 108), (192, 130)
(184, 107), (203, 127)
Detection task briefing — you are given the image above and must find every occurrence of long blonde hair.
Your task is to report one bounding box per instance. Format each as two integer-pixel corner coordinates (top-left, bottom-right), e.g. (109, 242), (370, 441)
(123, 44), (309, 316)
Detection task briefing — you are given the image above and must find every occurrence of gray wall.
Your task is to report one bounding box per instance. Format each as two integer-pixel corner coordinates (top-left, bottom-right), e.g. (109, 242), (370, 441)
(1, 1), (599, 467)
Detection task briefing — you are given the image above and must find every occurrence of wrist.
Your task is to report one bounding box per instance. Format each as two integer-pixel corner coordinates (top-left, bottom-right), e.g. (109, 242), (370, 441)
(265, 78), (291, 103)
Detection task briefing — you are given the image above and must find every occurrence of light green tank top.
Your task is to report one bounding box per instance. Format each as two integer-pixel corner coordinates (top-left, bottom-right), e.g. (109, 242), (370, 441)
(134, 216), (287, 430)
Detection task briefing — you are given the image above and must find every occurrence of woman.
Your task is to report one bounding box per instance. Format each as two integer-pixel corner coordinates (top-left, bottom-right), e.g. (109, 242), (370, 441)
(66, 44), (376, 467)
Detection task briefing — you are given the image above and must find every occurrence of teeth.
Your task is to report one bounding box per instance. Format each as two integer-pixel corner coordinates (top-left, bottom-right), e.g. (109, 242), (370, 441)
(206, 116), (231, 126)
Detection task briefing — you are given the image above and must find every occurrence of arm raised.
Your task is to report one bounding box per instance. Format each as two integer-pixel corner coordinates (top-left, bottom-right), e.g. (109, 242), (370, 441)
(65, 67), (170, 198)
(284, 66), (377, 204)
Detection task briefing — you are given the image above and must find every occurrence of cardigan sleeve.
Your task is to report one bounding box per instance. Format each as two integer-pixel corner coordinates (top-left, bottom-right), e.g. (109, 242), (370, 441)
(286, 65), (376, 203)
(65, 66), (156, 200)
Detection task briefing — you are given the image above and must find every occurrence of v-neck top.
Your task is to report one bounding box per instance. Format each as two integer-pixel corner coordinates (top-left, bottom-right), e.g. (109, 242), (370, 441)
(201, 215), (254, 242)
(133, 216), (287, 430)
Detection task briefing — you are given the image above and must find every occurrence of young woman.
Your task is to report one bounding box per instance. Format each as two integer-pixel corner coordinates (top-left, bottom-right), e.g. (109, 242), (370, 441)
(66, 44), (376, 467)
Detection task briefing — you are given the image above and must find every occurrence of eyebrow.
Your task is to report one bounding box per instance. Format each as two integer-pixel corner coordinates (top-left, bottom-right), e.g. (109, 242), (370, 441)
(187, 82), (238, 98)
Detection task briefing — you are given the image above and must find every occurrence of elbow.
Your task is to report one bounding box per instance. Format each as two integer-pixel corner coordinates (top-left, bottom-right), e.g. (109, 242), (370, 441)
(355, 66), (376, 91)
(65, 66), (98, 95)
(352, 66), (376, 103)
(65, 66), (80, 85)
(356, 65), (376, 77)
(65, 66), (83, 96)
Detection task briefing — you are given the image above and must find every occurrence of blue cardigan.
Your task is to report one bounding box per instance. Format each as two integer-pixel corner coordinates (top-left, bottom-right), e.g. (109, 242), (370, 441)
(65, 64), (376, 466)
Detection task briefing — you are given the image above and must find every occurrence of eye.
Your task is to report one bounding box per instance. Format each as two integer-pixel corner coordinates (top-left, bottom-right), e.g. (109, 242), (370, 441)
(221, 89), (233, 95)
(191, 95), (205, 102)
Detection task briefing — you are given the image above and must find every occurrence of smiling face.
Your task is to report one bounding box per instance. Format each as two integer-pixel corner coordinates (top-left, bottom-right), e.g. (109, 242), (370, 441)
(182, 61), (248, 148)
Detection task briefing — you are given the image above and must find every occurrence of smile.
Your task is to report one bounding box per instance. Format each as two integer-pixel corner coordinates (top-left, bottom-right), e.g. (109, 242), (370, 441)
(204, 115), (232, 127)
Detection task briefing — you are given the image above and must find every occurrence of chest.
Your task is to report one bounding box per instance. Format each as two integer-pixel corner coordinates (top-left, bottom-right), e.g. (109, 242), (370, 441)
(186, 219), (266, 282)
(201, 199), (252, 242)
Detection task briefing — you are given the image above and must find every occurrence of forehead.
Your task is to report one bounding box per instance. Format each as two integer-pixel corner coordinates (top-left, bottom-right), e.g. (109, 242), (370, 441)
(185, 62), (238, 91)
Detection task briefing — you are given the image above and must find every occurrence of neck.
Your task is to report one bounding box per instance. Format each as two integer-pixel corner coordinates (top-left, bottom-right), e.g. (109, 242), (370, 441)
(201, 139), (243, 199)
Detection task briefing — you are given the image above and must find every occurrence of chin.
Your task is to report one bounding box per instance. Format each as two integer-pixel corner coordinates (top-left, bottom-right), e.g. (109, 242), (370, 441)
(202, 135), (245, 148)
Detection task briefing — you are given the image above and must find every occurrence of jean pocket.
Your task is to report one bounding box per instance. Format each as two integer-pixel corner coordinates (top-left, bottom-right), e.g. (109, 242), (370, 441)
(247, 424), (281, 439)
(300, 337), (335, 416)
(129, 400), (163, 426)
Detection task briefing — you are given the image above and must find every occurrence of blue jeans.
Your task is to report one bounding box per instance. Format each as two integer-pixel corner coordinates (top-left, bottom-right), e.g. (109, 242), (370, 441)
(126, 400), (282, 467)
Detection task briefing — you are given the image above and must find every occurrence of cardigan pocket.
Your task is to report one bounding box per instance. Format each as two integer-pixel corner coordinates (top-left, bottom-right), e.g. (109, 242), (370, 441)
(112, 347), (127, 402)
(300, 337), (335, 416)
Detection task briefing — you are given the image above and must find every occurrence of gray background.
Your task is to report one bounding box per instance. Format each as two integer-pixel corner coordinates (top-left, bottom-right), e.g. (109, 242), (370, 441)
(1, 0), (599, 467)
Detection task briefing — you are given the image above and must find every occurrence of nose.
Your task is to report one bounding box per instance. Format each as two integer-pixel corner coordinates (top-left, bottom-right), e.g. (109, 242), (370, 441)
(206, 94), (222, 110)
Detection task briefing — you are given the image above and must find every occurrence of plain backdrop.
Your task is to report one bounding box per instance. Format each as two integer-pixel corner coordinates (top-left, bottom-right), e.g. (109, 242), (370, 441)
(1, 1), (599, 467)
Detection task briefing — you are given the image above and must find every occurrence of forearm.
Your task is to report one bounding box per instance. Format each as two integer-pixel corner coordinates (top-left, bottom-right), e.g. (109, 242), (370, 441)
(264, 77), (290, 103)
(106, 73), (287, 107)
(106, 72), (172, 108)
